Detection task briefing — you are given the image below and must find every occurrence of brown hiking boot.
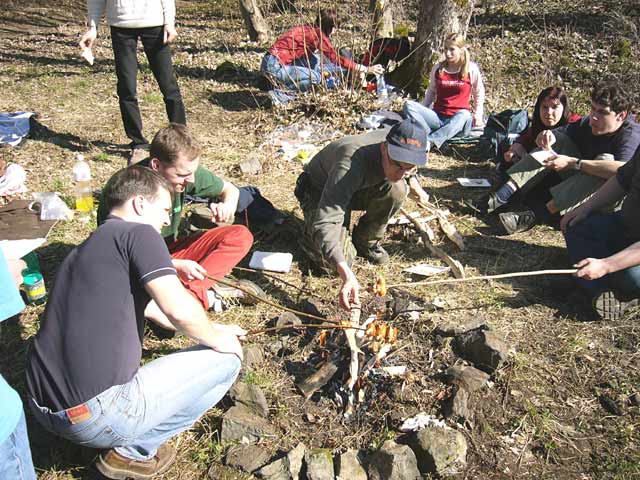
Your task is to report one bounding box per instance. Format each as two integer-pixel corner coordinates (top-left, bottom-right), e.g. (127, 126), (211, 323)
(95, 443), (176, 479)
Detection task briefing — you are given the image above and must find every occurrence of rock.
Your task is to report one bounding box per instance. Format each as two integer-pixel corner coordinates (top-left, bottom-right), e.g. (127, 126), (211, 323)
(443, 365), (490, 393)
(276, 311), (302, 330)
(287, 442), (306, 479)
(335, 449), (367, 480)
(301, 298), (326, 320)
(225, 444), (270, 473)
(239, 156), (262, 175)
(443, 386), (472, 421)
(255, 443), (305, 480)
(435, 317), (488, 337)
(599, 394), (623, 416)
(220, 405), (277, 442)
(629, 392), (640, 407)
(367, 440), (421, 480)
(255, 457), (290, 480)
(243, 344), (265, 370)
(229, 381), (269, 417)
(410, 425), (467, 476)
(304, 448), (334, 480)
(452, 330), (508, 373)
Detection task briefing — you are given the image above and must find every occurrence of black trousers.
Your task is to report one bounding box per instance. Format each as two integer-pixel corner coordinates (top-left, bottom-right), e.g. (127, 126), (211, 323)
(110, 26), (186, 147)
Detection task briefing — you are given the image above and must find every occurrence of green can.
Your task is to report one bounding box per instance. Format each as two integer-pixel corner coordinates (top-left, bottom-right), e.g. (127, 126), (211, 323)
(23, 272), (47, 305)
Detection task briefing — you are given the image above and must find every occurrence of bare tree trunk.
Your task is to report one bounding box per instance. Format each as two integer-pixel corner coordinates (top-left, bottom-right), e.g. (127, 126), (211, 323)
(369, 0), (393, 39)
(238, 0), (270, 43)
(388, 0), (475, 95)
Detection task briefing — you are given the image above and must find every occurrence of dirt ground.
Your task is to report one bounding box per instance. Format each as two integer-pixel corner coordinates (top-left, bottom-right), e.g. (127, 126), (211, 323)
(0, 0), (638, 478)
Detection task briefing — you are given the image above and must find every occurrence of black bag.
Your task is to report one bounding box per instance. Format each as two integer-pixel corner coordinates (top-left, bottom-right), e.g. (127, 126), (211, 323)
(360, 37), (411, 67)
(478, 109), (529, 163)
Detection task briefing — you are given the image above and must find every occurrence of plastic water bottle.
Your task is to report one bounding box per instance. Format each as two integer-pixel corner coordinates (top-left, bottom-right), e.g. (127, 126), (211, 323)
(72, 154), (93, 213)
(376, 74), (388, 98)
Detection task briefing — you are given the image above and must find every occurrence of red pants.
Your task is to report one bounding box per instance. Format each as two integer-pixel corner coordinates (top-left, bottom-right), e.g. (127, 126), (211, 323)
(168, 225), (253, 308)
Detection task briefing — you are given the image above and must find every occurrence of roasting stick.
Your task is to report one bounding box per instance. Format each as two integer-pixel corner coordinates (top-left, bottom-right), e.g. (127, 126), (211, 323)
(387, 269), (578, 289)
(247, 323), (366, 336)
(232, 266), (324, 300)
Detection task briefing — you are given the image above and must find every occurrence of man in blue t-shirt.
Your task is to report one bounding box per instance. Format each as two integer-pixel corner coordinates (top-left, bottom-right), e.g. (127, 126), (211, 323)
(26, 166), (246, 480)
(0, 249), (36, 480)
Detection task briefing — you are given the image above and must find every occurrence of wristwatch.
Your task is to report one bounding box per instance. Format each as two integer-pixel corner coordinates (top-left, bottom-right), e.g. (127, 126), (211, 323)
(574, 158), (582, 170)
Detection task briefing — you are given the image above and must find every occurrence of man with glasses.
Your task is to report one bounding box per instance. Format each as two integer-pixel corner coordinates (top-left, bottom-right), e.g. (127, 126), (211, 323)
(294, 119), (428, 310)
(475, 80), (640, 234)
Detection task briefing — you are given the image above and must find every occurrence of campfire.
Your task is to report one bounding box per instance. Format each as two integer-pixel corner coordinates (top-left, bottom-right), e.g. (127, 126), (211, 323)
(296, 275), (404, 420)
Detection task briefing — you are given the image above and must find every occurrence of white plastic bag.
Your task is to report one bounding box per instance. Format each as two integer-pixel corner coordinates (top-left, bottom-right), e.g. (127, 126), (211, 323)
(31, 192), (73, 221)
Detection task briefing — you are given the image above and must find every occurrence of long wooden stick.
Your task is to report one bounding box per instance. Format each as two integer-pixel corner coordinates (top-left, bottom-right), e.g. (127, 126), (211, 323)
(388, 269), (577, 288)
(247, 323), (366, 336)
(206, 274), (336, 324)
(232, 266), (323, 300)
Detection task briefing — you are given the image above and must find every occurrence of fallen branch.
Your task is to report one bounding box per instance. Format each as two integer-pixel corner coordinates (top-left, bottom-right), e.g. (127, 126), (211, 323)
(387, 269), (577, 288)
(400, 208), (465, 278)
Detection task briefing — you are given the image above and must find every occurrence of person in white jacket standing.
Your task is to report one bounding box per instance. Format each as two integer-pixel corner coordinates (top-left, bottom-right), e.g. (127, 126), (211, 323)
(403, 33), (485, 153)
(79, 0), (186, 164)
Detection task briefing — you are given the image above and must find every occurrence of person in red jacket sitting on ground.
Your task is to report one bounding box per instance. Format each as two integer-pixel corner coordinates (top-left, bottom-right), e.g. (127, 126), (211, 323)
(260, 8), (383, 91)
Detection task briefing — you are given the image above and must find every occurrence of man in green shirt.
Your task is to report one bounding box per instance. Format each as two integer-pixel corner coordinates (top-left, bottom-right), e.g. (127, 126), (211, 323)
(99, 124), (258, 311)
(295, 119), (429, 310)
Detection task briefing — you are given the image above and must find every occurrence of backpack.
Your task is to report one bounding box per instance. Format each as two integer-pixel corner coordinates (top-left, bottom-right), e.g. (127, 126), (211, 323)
(478, 109), (529, 163)
(360, 37), (412, 67)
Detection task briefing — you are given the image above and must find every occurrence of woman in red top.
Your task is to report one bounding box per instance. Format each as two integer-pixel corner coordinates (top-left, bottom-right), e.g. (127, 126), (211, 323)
(260, 9), (383, 92)
(403, 33), (485, 152)
(503, 86), (581, 164)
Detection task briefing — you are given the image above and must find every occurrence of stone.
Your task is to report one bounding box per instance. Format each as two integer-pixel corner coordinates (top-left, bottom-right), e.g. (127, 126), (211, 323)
(255, 457), (290, 480)
(304, 448), (334, 480)
(410, 425), (467, 476)
(229, 381), (269, 417)
(220, 405), (277, 443)
(287, 442), (306, 479)
(243, 344), (265, 370)
(630, 393), (640, 407)
(276, 311), (302, 330)
(443, 365), (490, 393)
(255, 443), (305, 480)
(301, 298), (326, 320)
(239, 156), (262, 175)
(367, 440), (421, 480)
(443, 386), (472, 422)
(452, 329), (508, 373)
(435, 317), (488, 337)
(225, 444), (270, 473)
(335, 449), (367, 480)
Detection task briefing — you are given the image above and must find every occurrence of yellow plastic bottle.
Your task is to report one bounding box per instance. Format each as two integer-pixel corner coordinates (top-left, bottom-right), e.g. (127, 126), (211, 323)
(72, 154), (93, 213)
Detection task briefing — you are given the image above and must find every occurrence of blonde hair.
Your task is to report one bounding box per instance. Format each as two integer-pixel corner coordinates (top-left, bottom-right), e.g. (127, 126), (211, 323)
(439, 33), (470, 79)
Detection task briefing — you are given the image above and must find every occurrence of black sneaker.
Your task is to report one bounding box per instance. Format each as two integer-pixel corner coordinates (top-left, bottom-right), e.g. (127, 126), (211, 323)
(467, 192), (505, 216)
(593, 290), (638, 321)
(354, 243), (389, 265)
(498, 210), (536, 234)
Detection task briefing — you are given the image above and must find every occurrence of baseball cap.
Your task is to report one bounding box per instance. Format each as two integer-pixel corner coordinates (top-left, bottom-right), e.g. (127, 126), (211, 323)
(386, 118), (428, 166)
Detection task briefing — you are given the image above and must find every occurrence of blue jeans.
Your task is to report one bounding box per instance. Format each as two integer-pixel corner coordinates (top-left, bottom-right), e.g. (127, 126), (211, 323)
(564, 212), (640, 298)
(29, 345), (241, 461)
(260, 53), (343, 92)
(0, 412), (37, 480)
(403, 100), (472, 149)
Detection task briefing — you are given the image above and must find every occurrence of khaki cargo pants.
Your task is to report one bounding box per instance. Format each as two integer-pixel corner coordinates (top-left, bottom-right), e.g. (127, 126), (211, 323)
(506, 132), (610, 214)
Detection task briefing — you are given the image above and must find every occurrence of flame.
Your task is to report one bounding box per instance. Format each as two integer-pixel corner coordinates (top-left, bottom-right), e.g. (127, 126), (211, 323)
(373, 275), (387, 296)
(318, 330), (327, 347)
